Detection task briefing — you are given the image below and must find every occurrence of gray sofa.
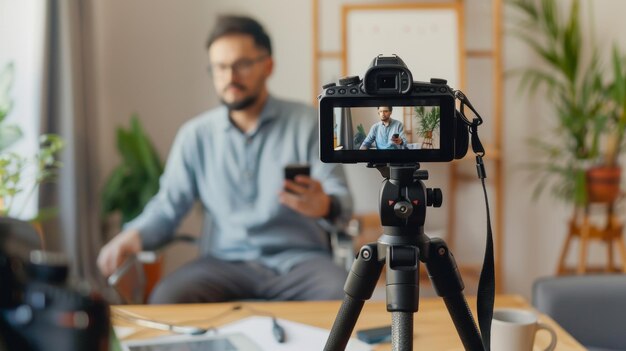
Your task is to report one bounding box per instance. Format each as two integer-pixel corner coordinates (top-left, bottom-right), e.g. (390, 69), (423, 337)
(533, 275), (626, 351)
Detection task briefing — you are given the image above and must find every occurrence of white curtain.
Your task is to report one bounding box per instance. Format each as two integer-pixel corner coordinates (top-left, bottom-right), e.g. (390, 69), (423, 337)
(40, 0), (105, 288)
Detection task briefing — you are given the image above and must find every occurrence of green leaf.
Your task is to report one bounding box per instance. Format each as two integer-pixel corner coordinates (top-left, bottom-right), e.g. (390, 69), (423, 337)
(130, 114), (163, 180)
(30, 207), (60, 223)
(100, 114), (163, 225)
(573, 168), (587, 205)
(0, 62), (16, 123)
(0, 124), (22, 151)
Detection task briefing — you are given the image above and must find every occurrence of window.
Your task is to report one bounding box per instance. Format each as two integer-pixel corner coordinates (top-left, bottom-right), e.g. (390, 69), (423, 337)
(0, 0), (47, 219)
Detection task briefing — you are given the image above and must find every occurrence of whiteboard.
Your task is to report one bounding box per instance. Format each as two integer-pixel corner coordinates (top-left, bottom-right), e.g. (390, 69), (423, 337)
(344, 5), (462, 88)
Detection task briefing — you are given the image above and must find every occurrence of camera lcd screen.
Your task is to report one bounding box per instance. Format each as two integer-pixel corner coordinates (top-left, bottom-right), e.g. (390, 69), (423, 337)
(319, 96), (455, 163)
(334, 105), (441, 150)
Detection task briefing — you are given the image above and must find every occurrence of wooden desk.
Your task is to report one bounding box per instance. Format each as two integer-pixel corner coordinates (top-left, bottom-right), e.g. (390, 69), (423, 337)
(113, 295), (585, 350)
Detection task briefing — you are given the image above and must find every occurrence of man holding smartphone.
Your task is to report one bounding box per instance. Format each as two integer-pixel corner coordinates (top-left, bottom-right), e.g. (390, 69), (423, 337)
(97, 15), (353, 303)
(359, 106), (407, 150)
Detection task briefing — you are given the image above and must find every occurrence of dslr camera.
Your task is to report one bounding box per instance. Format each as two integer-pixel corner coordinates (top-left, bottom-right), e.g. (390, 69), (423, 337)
(318, 55), (469, 163)
(0, 218), (110, 351)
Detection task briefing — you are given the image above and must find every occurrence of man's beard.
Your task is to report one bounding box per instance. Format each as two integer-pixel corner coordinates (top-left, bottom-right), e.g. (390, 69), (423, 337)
(221, 95), (258, 111)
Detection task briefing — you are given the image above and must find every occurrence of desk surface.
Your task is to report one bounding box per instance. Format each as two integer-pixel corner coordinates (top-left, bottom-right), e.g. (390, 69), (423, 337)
(113, 294), (585, 350)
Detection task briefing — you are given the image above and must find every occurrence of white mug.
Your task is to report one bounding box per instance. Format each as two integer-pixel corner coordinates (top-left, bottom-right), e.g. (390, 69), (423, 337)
(491, 308), (557, 351)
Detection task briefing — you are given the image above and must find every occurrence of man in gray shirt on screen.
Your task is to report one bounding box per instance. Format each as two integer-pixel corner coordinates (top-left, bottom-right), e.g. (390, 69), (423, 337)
(97, 15), (353, 303)
(360, 106), (407, 150)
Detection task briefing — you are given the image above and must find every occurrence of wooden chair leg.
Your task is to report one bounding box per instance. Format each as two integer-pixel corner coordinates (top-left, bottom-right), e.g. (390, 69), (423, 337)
(577, 221), (590, 274)
(577, 237), (588, 274)
(607, 238), (615, 272)
(557, 232), (574, 275)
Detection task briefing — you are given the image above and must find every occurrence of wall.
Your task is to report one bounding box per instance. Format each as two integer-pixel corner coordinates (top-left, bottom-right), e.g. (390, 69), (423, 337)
(88, 0), (626, 298)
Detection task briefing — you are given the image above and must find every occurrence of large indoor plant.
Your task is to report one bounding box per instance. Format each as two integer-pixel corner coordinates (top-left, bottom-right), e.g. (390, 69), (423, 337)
(508, 0), (621, 205)
(582, 47), (626, 203)
(415, 106), (441, 148)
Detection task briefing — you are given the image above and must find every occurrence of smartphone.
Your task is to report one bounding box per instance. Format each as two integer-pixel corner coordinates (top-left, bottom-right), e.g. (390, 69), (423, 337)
(284, 164), (310, 181)
(392, 133), (399, 139)
(356, 325), (392, 344)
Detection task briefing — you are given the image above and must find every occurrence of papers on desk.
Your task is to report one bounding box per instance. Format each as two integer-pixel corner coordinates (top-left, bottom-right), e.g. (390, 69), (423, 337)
(121, 332), (263, 351)
(117, 316), (371, 351)
(114, 326), (136, 339)
(218, 316), (372, 351)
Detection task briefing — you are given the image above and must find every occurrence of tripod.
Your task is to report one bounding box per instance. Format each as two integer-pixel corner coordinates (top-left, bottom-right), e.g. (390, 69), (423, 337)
(324, 164), (485, 351)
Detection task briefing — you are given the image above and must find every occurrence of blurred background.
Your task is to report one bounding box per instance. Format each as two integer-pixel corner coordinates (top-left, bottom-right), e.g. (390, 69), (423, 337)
(3, 0), (626, 300)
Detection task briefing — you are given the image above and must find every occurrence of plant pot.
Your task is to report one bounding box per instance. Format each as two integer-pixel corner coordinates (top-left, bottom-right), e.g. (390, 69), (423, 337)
(586, 166), (622, 203)
(143, 257), (163, 301)
(421, 130), (434, 149)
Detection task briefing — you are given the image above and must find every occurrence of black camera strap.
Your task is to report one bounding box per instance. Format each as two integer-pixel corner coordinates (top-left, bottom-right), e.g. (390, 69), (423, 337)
(455, 90), (495, 351)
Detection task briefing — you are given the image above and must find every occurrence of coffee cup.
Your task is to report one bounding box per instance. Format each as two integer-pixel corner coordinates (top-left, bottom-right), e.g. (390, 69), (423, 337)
(491, 308), (557, 351)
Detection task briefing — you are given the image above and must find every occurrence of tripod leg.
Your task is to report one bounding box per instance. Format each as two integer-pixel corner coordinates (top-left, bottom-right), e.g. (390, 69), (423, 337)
(324, 244), (384, 351)
(391, 312), (413, 351)
(424, 238), (485, 351)
(385, 244), (420, 351)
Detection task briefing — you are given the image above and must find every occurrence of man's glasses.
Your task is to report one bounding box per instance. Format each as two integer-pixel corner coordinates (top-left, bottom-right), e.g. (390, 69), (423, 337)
(208, 55), (268, 77)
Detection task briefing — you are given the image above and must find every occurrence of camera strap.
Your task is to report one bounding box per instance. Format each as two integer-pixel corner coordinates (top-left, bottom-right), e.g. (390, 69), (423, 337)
(455, 90), (494, 351)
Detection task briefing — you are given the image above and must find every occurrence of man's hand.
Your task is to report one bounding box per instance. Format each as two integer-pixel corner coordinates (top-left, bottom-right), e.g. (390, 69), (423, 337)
(392, 136), (402, 145)
(279, 175), (331, 218)
(97, 229), (142, 277)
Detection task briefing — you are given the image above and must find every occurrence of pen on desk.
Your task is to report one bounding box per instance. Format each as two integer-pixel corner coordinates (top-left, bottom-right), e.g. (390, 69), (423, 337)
(272, 317), (286, 343)
(238, 304), (286, 343)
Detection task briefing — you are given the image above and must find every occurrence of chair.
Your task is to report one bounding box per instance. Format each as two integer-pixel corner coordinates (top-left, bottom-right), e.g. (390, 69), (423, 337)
(532, 275), (626, 351)
(109, 219), (360, 304)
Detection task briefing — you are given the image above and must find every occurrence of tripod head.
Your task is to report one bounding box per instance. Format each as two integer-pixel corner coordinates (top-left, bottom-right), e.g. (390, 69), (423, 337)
(369, 163), (442, 243)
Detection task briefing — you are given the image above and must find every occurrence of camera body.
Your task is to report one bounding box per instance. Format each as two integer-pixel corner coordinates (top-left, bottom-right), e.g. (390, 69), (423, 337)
(0, 218), (110, 351)
(318, 55), (468, 164)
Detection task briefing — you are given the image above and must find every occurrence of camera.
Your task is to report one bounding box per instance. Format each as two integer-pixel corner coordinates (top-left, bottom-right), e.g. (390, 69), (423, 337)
(318, 55), (469, 163)
(0, 218), (110, 351)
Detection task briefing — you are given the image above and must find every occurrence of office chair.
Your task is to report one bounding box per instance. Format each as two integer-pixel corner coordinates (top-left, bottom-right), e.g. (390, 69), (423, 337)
(532, 275), (626, 351)
(108, 219), (361, 304)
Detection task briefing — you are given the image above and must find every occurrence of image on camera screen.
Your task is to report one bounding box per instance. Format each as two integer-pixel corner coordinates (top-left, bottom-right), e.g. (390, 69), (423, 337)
(333, 105), (441, 151)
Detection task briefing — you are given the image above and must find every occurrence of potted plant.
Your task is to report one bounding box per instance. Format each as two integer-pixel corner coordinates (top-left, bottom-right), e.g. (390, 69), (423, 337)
(353, 123), (367, 149)
(0, 62), (64, 220)
(585, 47), (626, 203)
(100, 114), (164, 300)
(508, 0), (613, 205)
(101, 114), (163, 224)
(415, 106), (441, 149)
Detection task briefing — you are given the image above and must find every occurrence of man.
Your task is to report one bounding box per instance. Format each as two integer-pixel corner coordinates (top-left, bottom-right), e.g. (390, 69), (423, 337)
(359, 106), (407, 150)
(97, 15), (353, 303)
